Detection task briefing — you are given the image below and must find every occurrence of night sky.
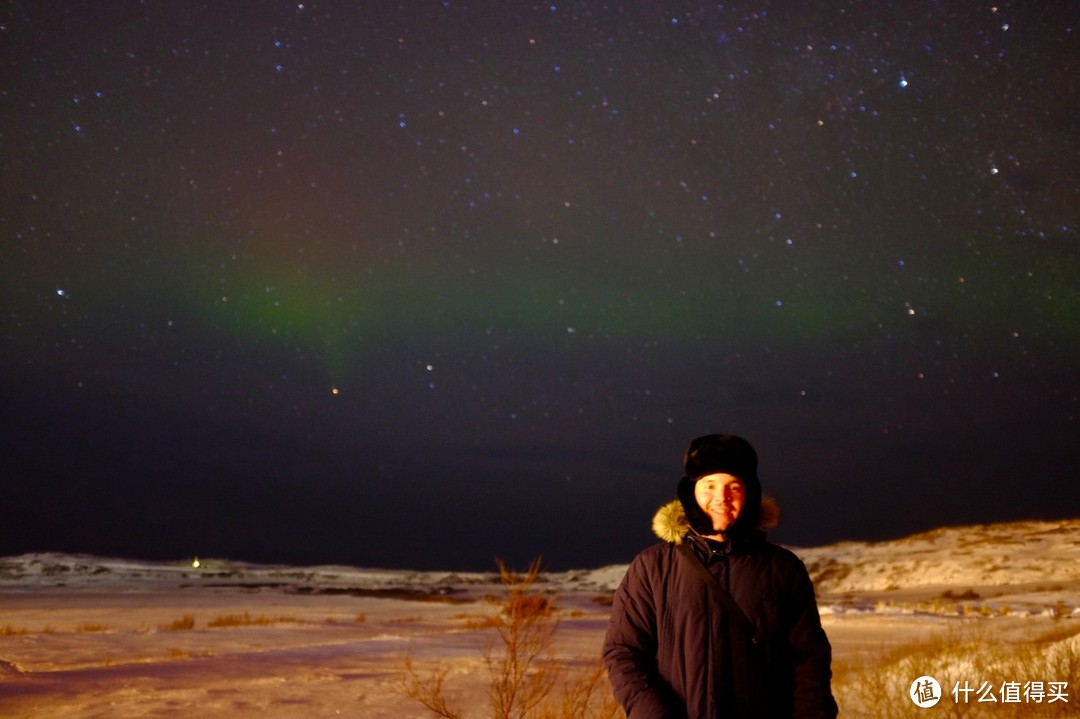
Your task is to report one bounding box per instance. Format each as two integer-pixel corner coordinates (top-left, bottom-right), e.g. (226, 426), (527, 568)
(2, 2), (1077, 571)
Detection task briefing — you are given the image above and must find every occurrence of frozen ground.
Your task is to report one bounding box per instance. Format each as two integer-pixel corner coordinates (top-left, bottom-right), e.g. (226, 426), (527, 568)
(1, 518), (1077, 717)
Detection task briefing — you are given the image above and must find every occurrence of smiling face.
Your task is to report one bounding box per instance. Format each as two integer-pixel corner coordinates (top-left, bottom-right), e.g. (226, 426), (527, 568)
(693, 472), (745, 535)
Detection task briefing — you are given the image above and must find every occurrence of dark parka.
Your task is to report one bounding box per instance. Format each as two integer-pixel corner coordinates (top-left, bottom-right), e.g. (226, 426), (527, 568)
(603, 499), (838, 719)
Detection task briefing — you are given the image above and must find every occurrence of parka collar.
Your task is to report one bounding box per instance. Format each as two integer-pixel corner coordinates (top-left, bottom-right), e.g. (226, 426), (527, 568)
(651, 496), (781, 546)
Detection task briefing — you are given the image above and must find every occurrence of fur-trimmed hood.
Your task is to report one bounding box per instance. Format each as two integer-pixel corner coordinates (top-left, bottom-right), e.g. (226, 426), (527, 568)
(652, 496), (781, 545)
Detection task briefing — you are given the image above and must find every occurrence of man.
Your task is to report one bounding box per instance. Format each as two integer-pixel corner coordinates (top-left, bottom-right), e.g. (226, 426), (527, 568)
(603, 434), (838, 718)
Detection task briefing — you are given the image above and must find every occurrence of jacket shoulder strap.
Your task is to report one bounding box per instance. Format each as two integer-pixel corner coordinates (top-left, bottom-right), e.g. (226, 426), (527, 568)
(676, 541), (762, 644)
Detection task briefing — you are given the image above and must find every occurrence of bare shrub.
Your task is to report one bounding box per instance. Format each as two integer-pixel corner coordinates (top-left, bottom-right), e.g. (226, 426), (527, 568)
(402, 657), (461, 719)
(534, 665), (623, 719)
(400, 557), (624, 719)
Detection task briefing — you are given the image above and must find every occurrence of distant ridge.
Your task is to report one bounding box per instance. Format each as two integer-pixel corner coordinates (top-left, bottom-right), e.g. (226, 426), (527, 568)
(797, 518), (1080, 595)
(0, 552), (626, 597)
(3, 518), (1078, 604)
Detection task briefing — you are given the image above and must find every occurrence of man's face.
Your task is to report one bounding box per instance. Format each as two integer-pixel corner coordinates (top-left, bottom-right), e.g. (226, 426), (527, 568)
(693, 472), (745, 533)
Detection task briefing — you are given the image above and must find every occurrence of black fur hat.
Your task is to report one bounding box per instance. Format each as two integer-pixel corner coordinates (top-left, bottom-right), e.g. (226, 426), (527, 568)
(676, 433), (763, 539)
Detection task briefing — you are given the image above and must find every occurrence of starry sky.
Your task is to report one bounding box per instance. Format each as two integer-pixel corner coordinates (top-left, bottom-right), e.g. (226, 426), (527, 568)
(2, 1), (1077, 571)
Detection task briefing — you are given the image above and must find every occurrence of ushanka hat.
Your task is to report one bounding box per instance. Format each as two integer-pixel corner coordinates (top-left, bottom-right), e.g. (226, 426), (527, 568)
(677, 433), (763, 538)
(684, 433), (759, 481)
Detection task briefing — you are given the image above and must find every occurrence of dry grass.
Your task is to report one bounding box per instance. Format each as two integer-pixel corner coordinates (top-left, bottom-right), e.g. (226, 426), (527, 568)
(833, 621), (1080, 718)
(159, 614), (196, 631)
(3, 624), (94, 635)
(206, 611), (299, 628)
(75, 623), (109, 632)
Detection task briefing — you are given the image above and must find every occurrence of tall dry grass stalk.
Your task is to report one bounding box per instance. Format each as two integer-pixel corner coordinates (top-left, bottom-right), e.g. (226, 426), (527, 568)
(400, 558), (623, 719)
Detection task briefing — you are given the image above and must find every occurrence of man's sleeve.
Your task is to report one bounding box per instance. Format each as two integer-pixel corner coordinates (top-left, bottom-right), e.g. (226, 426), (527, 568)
(786, 560), (840, 719)
(602, 556), (686, 719)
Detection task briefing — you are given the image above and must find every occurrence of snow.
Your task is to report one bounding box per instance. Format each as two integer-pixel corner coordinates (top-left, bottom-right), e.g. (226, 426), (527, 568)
(1, 518), (1077, 717)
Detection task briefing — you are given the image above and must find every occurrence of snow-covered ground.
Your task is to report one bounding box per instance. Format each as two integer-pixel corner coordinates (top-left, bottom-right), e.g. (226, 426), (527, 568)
(1, 518), (1077, 717)
(800, 518), (1080, 618)
(0, 552), (627, 599)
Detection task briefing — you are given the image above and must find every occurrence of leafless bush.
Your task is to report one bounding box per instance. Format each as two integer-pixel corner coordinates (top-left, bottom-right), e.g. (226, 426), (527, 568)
(400, 557), (623, 719)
